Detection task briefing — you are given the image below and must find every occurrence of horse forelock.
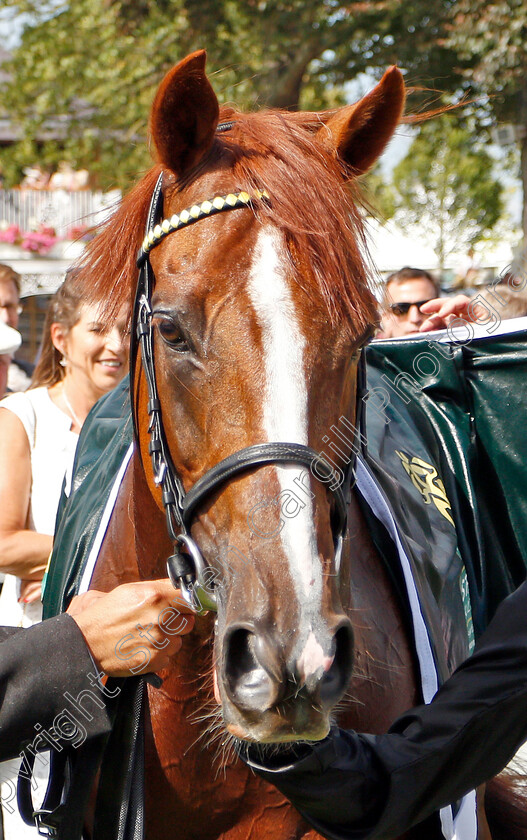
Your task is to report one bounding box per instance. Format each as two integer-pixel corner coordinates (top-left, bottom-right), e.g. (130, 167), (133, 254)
(216, 105), (379, 338)
(77, 105), (378, 339)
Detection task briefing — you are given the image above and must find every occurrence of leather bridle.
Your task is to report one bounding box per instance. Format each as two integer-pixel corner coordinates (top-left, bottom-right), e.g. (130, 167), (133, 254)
(133, 171), (365, 615)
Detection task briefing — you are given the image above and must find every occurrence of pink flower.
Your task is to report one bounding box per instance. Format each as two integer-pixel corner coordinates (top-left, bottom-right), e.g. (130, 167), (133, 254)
(38, 225), (56, 238)
(20, 230), (58, 255)
(0, 225), (22, 245)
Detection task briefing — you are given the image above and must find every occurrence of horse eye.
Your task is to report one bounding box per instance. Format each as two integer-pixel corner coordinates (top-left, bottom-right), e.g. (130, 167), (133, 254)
(156, 319), (190, 352)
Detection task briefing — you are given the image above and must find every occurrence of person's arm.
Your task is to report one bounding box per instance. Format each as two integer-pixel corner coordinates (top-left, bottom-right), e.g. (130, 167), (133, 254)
(242, 582), (527, 840)
(0, 408), (52, 579)
(0, 580), (194, 761)
(0, 613), (110, 760)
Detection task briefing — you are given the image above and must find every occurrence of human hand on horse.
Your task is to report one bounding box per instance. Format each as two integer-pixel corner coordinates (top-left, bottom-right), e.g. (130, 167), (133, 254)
(67, 580), (195, 677)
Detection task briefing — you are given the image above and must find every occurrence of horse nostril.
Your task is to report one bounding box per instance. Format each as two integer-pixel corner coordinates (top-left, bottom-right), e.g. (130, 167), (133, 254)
(223, 627), (283, 713)
(319, 622), (354, 706)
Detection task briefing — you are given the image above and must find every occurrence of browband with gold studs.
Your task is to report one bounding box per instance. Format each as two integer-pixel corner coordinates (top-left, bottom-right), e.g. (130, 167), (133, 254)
(138, 189), (269, 263)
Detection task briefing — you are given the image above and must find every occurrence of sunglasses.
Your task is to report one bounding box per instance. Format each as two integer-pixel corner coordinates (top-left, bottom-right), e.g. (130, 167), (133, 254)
(389, 299), (433, 317)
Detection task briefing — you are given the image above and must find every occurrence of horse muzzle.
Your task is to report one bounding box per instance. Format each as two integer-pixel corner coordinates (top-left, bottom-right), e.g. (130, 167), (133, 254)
(218, 617), (354, 742)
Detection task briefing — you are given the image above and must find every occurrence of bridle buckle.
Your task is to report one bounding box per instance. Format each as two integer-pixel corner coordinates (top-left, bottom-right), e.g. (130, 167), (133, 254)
(166, 534), (217, 614)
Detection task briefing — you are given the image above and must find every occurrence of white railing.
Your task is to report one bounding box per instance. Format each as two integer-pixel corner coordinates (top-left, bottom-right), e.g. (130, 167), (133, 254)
(0, 188), (121, 238)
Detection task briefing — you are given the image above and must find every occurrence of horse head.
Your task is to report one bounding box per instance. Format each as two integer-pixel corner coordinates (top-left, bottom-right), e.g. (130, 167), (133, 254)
(101, 51), (405, 742)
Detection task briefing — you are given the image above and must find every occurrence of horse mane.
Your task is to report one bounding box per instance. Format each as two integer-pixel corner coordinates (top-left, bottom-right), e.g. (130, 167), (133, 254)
(75, 164), (163, 318)
(78, 104), (379, 338)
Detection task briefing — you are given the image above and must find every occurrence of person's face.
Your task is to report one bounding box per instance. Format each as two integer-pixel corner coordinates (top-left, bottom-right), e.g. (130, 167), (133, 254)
(54, 304), (129, 398)
(383, 278), (437, 337)
(0, 279), (21, 329)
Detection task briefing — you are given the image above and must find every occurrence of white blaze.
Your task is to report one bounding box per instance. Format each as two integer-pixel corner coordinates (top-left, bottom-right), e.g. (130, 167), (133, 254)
(247, 227), (322, 618)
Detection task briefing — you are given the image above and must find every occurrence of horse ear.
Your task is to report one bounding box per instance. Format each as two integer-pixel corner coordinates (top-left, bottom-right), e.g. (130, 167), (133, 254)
(149, 50), (219, 175)
(317, 66), (405, 175)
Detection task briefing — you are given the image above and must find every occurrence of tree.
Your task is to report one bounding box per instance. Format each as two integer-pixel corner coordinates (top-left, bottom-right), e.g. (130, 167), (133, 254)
(0, 0), (397, 188)
(363, 1), (527, 247)
(391, 115), (503, 269)
(0, 0), (479, 189)
(1, 0), (521, 236)
(362, 166), (398, 222)
(446, 1), (527, 243)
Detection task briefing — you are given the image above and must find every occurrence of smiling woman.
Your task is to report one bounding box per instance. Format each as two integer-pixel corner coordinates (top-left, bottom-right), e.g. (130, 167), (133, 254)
(0, 273), (129, 619)
(0, 271), (129, 840)
(48, 303), (129, 417)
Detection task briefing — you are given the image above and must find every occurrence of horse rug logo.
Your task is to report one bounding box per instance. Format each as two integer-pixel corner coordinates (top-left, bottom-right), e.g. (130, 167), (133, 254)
(395, 450), (454, 527)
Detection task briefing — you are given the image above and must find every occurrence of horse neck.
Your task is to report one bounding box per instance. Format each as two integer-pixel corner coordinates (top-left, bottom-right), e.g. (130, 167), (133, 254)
(338, 491), (419, 733)
(131, 450), (172, 580)
(89, 448), (172, 586)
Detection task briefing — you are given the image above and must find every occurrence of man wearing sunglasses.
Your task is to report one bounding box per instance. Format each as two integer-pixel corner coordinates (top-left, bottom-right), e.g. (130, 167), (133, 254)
(381, 266), (440, 337)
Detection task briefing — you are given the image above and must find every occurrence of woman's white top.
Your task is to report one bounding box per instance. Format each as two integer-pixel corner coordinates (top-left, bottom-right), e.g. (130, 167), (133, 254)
(0, 387), (78, 626)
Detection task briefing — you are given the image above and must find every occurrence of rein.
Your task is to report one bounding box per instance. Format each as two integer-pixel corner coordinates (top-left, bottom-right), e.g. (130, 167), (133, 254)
(133, 172), (363, 614)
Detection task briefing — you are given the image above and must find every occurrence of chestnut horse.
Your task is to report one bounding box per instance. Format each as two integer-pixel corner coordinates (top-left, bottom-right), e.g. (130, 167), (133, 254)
(76, 51), (516, 840)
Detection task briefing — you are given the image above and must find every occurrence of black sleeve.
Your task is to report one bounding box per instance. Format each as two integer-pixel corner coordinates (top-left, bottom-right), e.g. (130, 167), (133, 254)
(0, 613), (113, 761)
(243, 581), (527, 840)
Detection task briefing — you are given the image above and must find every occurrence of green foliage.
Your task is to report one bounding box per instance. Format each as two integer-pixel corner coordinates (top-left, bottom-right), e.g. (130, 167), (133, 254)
(0, 0), (395, 187)
(392, 115), (503, 267)
(447, 0), (527, 122)
(2, 0), (466, 188)
(0, 0), (521, 212)
(1, 0), (185, 188)
(361, 166), (397, 222)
